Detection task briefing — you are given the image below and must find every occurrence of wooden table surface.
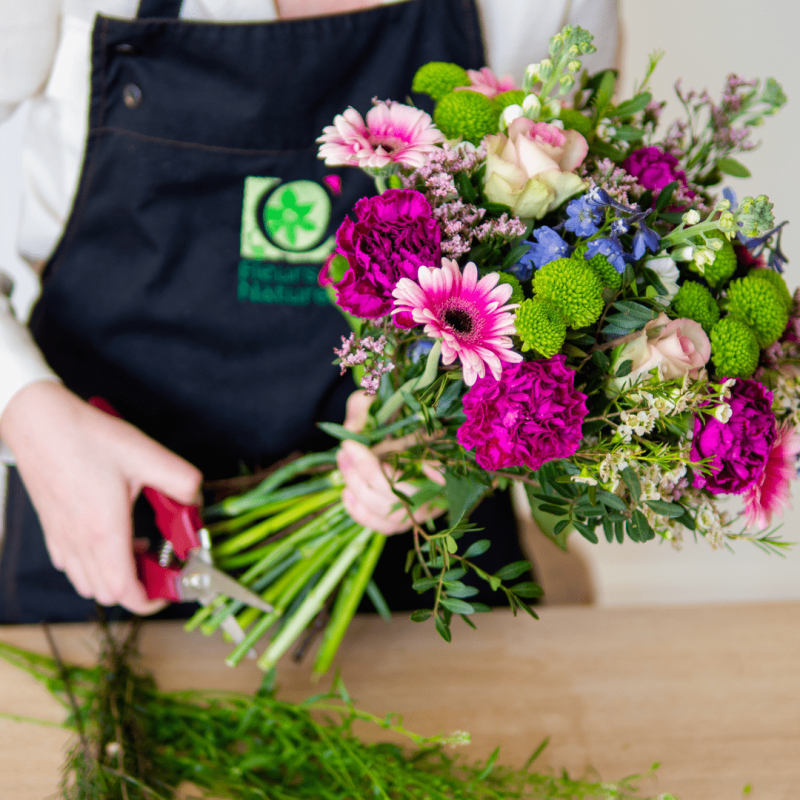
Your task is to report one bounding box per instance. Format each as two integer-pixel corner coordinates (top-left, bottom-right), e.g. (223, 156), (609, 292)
(0, 602), (798, 799)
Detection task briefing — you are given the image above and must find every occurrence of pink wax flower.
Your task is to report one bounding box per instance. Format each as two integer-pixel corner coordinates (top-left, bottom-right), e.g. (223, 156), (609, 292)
(622, 146), (690, 193)
(317, 101), (443, 172)
(744, 423), (800, 529)
(457, 356), (588, 471)
(691, 379), (777, 495)
(392, 258), (522, 385)
(320, 189), (441, 323)
(454, 67), (518, 99)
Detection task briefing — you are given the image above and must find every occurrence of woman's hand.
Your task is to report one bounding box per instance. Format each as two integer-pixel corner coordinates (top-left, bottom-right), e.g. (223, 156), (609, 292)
(336, 391), (444, 535)
(0, 381), (202, 614)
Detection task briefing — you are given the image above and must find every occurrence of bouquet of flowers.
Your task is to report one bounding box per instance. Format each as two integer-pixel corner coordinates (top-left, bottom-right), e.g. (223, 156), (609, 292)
(189, 26), (796, 673)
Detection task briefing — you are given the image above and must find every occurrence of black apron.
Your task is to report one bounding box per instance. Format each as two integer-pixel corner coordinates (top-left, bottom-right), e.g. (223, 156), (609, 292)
(1, 0), (528, 623)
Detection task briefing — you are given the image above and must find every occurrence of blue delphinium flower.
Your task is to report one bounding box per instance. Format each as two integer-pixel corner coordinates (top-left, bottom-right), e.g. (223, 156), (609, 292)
(586, 235), (630, 273)
(408, 340), (434, 364)
(509, 226), (572, 280)
(632, 216), (661, 260)
(564, 195), (604, 236)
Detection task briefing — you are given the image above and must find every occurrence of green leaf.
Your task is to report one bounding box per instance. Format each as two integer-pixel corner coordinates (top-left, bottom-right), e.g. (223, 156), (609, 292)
(470, 602), (492, 613)
(654, 181), (679, 213)
(717, 157), (751, 179)
(463, 539), (491, 558)
(444, 469), (487, 527)
(621, 466), (641, 502)
(590, 139), (626, 162)
(493, 560), (532, 581)
(596, 490), (628, 511)
(558, 107), (593, 135)
(573, 520), (599, 544)
(611, 91), (652, 117)
(633, 509), (655, 541)
(626, 517), (641, 542)
(591, 69), (618, 121)
(446, 584), (480, 599)
(501, 243), (532, 271)
(412, 577), (439, 593)
(365, 579), (392, 623)
(444, 534), (459, 554)
(615, 359), (633, 378)
(645, 499), (685, 518)
(537, 503), (570, 517)
(326, 253), (349, 284)
(434, 614), (452, 642)
(410, 609), (432, 622)
(610, 124), (645, 142)
(591, 349), (610, 371)
(613, 300), (657, 320)
(315, 422), (371, 445)
(510, 581), (544, 598)
(440, 597), (475, 615)
(602, 515), (614, 543)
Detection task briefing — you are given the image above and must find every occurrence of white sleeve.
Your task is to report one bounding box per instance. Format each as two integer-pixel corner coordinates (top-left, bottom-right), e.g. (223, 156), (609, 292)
(0, 0), (61, 123)
(0, 282), (61, 427)
(478, 0), (620, 82)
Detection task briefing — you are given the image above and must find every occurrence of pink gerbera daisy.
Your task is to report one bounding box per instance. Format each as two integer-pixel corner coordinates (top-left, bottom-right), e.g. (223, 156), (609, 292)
(317, 101), (443, 172)
(744, 422), (800, 529)
(392, 258), (522, 385)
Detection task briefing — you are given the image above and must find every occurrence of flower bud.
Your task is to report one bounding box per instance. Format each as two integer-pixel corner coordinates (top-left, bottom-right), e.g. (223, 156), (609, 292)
(538, 59), (554, 80)
(707, 238), (723, 251)
(500, 103), (524, 130)
(568, 60), (582, 73)
(683, 209), (701, 225)
(522, 93), (542, 118)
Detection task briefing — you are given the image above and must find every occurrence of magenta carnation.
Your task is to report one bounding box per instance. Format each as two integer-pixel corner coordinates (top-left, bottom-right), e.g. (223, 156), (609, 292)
(457, 355), (588, 471)
(622, 146), (689, 193)
(320, 189), (441, 323)
(691, 379), (777, 495)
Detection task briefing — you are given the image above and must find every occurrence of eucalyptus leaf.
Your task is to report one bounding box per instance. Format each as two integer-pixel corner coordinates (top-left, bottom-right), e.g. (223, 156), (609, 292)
(440, 597), (475, 615)
(493, 560), (532, 581)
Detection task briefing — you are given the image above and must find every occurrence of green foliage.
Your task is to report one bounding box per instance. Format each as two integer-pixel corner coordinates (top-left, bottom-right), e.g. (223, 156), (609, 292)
(748, 267), (793, 313)
(0, 626), (670, 800)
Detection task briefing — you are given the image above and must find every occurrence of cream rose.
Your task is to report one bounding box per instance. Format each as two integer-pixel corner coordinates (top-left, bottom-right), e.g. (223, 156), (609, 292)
(609, 313), (711, 393)
(483, 118), (588, 219)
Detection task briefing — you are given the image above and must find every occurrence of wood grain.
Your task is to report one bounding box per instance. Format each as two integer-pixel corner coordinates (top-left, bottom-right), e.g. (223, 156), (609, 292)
(1, 602), (798, 799)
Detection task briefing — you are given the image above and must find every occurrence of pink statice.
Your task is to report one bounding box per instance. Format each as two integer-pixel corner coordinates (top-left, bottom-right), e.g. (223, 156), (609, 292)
(317, 101), (443, 172)
(744, 423), (800, 529)
(457, 356), (588, 471)
(391, 258), (521, 385)
(454, 67), (517, 99)
(334, 333), (395, 396)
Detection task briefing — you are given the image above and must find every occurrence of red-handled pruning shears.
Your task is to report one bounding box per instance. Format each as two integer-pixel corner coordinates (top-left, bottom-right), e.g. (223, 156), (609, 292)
(89, 397), (273, 644)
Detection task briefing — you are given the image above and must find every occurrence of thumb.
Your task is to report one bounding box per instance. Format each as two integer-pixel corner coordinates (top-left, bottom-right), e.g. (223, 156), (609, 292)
(343, 390), (374, 434)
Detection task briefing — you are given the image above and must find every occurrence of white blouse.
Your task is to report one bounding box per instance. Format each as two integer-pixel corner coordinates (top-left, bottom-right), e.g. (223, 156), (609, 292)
(0, 0), (619, 419)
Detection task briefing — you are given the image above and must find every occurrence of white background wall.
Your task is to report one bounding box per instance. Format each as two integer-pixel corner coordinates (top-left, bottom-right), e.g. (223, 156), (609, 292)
(1, 0), (799, 605)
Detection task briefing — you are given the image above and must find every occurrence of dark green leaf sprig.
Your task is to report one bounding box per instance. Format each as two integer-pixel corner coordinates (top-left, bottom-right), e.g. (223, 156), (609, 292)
(0, 623), (675, 800)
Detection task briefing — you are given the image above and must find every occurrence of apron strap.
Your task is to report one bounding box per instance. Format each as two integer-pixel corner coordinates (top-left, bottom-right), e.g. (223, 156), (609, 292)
(137, 0), (182, 18)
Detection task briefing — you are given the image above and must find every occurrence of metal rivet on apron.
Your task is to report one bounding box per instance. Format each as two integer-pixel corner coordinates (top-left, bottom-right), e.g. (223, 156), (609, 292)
(123, 83), (143, 109)
(115, 43), (140, 55)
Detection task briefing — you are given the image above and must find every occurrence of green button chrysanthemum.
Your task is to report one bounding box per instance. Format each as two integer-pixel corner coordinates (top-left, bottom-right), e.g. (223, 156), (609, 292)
(710, 316), (760, 379)
(494, 89), (526, 113)
(672, 281), (720, 334)
(583, 251), (623, 290)
(515, 298), (567, 356)
(411, 62), (470, 102)
(496, 272), (525, 305)
(726, 274), (788, 348)
(433, 90), (500, 145)
(748, 267), (793, 313)
(533, 257), (604, 329)
(690, 231), (737, 288)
